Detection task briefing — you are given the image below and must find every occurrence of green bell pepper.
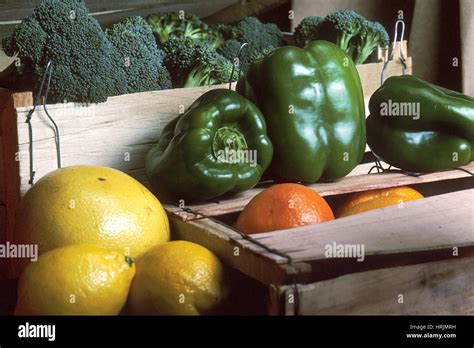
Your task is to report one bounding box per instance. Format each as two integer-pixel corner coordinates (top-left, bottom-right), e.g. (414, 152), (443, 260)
(237, 40), (366, 182)
(145, 89), (273, 202)
(367, 75), (474, 172)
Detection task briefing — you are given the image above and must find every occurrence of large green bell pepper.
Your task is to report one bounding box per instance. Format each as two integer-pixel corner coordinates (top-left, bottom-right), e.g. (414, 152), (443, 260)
(145, 89), (273, 202)
(367, 75), (474, 172)
(237, 40), (366, 182)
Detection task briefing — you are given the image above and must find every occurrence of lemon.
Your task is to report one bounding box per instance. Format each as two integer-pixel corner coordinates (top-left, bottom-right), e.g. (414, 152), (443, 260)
(15, 166), (170, 270)
(128, 241), (228, 315)
(15, 244), (135, 315)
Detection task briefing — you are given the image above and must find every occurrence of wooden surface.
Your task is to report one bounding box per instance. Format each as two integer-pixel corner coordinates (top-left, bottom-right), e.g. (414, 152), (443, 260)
(13, 84), (233, 197)
(238, 188), (474, 264)
(274, 256), (474, 315)
(0, 89), (22, 278)
(177, 188), (474, 285)
(171, 216), (311, 285)
(166, 162), (474, 221)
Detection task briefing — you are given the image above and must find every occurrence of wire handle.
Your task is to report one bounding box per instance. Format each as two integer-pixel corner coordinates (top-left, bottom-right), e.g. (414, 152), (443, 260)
(228, 42), (249, 89)
(25, 60), (62, 186)
(380, 19), (407, 86)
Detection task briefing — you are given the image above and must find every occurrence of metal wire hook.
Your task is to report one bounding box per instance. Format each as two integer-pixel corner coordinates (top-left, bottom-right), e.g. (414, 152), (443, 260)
(380, 19), (407, 86)
(391, 19), (406, 62)
(228, 42), (249, 89)
(25, 60), (62, 186)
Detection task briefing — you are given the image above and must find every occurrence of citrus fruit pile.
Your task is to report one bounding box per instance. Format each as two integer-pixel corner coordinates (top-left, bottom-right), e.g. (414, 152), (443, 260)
(13, 165), (424, 316)
(14, 166), (228, 316)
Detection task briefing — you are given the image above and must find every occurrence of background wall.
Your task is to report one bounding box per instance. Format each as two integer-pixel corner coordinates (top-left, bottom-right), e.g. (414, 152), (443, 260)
(291, 0), (470, 94)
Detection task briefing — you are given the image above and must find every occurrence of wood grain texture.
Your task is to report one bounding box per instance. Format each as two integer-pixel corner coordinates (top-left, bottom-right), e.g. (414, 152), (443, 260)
(166, 162), (474, 221)
(170, 216), (311, 285)
(276, 256), (474, 315)
(13, 84), (233, 197)
(0, 88), (21, 279)
(237, 188), (474, 264)
(173, 188), (474, 286)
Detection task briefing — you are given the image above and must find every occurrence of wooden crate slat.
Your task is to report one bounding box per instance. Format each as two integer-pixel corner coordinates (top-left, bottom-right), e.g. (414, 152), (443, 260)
(170, 216), (302, 285)
(0, 89), (22, 278)
(277, 256), (474, 315)
(13, 84), (232, 196)
(236, 188), (474, 264)
(166, 162), (474, 221)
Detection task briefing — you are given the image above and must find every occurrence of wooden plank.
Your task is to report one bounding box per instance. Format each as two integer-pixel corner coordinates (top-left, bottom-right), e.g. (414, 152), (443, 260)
(166, 162), (474, 221)
(170, 216), (311, 285)
(277, 256), (474, 315)
(13, 84), (232, 197)
(237, 188), (474, 264)
(0, 89), (21, 279)
(10, 91), (32, 108)
(173, 187), (474, 286)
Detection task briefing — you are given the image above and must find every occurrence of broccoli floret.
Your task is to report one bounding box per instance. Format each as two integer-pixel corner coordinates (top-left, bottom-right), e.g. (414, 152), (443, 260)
(218, 17), (282, 74)
(249, 46), (276, 61)
(320, 9), (364, 54)
(1, 0), (126, 103)
(293, 10), (389, 64)
(218, 40), (277, 75)
(353, 20), (389, 65)
(147, 12), (231, 49)
(217, 39), (251, 73)
(293, 16), (324, 47)
(106, 16), (171, 93)
(163, 35), (234, 88)
(235, 17), (283, 52)
(147, 12), (209, 45)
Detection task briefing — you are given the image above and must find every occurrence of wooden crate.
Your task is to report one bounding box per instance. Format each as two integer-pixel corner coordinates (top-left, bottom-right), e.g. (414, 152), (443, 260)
(0, 37), (473, 314)
(169, 183), (474, 314)
(0, 41), (411, 255)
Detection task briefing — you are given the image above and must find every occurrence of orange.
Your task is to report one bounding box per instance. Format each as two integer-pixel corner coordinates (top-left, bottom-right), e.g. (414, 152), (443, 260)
(336, 186), (424, 218)
(235, 183), (334, 234)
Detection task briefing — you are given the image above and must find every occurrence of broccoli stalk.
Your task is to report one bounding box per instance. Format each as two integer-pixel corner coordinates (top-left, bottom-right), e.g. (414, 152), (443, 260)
(146, 13), (181, 45)
(147, 12), (209, 45)
(322, 9), (363, 54)
(183, 53), (233, 88)
(353, 20), (389, 65)
(292, 10), (390, 65)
